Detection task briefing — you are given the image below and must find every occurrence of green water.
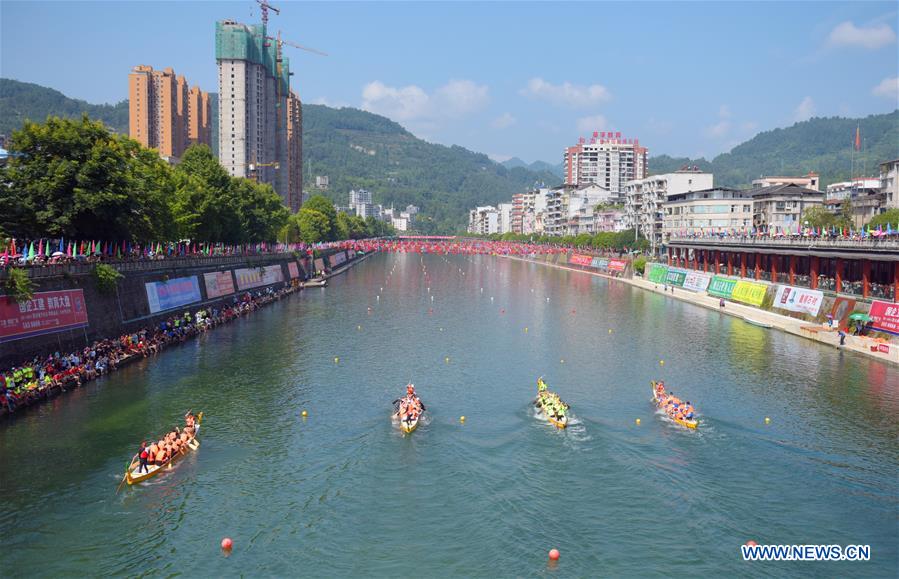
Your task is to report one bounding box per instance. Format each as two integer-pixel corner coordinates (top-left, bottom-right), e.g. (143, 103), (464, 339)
(2, 253), (897, 577)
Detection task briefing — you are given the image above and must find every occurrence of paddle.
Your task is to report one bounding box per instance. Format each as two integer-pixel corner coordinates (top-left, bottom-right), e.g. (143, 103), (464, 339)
(115, 453), (138, 494)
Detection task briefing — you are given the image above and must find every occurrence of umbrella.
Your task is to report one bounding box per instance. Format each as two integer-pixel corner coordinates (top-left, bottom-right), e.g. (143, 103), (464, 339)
(848, 313), (872, 322)
(51, 251), (64, 257)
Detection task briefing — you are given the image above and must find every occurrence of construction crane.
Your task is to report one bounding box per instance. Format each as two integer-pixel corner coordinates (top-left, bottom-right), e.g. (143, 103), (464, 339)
(270, 33), (329, 57)
(256, 0), (279, 28)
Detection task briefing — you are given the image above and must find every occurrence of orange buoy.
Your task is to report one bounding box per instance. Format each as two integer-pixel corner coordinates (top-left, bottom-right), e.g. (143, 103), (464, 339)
(548, 548), (560, 561)
(745, 540), (758, 547)
(221, 537), (233, 550)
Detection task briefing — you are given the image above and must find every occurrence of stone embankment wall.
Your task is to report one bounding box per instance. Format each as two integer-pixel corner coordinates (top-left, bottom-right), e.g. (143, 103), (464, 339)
(0, 249), (358, 367)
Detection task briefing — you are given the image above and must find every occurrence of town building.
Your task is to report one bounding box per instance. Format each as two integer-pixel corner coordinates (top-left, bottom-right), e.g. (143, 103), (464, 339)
(825, 178), (881, 201)
(129, 65), (211, 161)
(593, 209), (626, 232)
(468, 206), (500, 235)
(625, 168), (713, 252)
(880, 159), (899, 209)
(216, 19), (294, 207)
(349, 189), (372, 206)
(315, 175), (330, 189)
(751, 183), (824, 231)
(563, 132), (648, 194)
(751, 172), (819, 191)
(565, 184), (614, 235)
(392, 216), (410, 231)
(663, 187), (754, 240)
(498, 203), (513, 234)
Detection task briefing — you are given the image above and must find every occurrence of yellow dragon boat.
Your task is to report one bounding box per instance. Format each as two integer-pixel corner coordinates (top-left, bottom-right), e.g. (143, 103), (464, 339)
(651, 382), (698, 429)
(124, 412), (203, 485)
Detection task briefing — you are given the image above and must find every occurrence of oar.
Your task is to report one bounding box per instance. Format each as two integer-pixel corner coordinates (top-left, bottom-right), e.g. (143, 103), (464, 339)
(115, 453), (138, 494)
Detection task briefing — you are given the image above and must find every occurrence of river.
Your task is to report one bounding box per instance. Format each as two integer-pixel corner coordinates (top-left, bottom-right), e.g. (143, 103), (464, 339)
(2, 253), (897, 577)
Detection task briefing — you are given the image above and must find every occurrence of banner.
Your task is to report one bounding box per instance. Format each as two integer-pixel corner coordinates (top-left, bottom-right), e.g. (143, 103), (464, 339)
(328, 251), (347, 268)
(731, 280), (768, 306)
(665, 268), (687, 287)
(288, 262), (300, 279)
(203, 271), (235, 299)
(0, 289), (89, 343)
(314, 258), (325, 273)
(830, 297), (856, 330)
(608, 259), (627, 272)
(569, 254), (593, 267)
(145, 276), (201, 313)
(773, 285), (823, 316)
(869, 300), (899, 335)
(708, 276), (737, 298)
(682, 271), (712, 292)
(647, 264), (668, 283)
(592, 257), (609, 271)
(234, 265), (284, 291)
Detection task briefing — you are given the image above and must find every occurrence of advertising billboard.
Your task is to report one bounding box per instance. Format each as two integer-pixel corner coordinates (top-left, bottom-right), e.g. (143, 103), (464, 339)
(145, 277), (202, 313)
(203, 271), (235, 299)
(773, 285), (824, 316)
(0, 290), (89, 343)
(234, 265), (284, 291)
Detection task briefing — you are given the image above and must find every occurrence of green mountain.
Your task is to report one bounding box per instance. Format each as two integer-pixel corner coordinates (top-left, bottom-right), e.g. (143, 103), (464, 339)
(0, 78), (128, 136)
(3, 78), (896, 231)
(501, 157), (564, 178)
(649, 111), (899, 187)
(300, 104), (560, 233)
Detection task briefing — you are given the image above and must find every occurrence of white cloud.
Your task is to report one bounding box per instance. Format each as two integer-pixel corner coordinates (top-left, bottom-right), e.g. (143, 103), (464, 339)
(828, 20), (896, 49)
(490, 112), (517, 129)
(704, 120), (731, 139)
(793, 96), (816, 122)
(576, 114), (608, 133)
(360, 79), (489, 123)
(521, 77), (611, 108)
(872, 76), (899, 100)
(704, 105), (732, 138)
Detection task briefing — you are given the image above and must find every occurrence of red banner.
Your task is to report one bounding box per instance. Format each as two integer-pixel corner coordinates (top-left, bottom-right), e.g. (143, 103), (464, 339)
(608, 259), (627, 272)
(569, 254), (593, 266)
(869, 300), (899, 335)
(0, 289), (89, 343)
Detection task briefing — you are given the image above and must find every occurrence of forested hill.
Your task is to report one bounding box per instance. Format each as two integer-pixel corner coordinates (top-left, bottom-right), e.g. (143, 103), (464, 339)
(0, 79), (128, 135)
(0, 79), (560, 233)
(300, 104), (560, 233)
(3, 78), (896, 231)
(650, 110), (899, 187)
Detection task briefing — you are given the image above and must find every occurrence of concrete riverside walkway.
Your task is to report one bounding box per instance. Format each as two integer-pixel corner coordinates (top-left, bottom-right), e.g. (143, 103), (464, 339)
(503, 255), (899, 366)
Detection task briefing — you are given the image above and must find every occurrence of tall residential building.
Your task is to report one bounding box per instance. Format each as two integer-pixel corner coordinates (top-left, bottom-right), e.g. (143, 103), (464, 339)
(129, 65), (209, 161)
(563, 132), (648, 194)
(186, 86), (213, 149)
(286, 91), (303, 211)
(216, 19), (293, 207)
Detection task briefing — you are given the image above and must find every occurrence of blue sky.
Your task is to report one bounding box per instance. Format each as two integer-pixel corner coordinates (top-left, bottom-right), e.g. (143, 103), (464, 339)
(1, 1), (897, 164)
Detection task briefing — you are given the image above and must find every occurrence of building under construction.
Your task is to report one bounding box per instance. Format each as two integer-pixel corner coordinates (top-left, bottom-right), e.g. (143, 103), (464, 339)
(216, 19), (302, 212)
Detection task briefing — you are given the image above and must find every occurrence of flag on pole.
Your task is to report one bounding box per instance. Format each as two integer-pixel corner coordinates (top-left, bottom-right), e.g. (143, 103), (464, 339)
(854, 125), (861, 151)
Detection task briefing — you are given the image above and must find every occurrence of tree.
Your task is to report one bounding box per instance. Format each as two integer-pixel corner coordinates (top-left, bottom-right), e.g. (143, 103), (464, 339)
(302, 194), (338, 240)
(802, 206), (839, 229)
(0, 115), (175, 240)
(868, 208), (899, 230)
(230, 179), (289, 242)
(296, 208), (331, 243)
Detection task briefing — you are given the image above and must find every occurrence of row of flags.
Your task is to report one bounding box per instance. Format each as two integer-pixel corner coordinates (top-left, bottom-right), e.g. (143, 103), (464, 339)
(678, 222), (897, 238)
(1, 238), (310, 264)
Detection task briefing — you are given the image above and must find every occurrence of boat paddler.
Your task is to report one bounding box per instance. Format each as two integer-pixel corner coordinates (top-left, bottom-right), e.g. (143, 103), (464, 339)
(137, 442), (149, 474)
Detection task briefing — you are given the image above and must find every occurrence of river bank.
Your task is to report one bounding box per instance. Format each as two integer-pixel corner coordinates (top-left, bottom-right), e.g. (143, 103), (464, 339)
(504, 255), (899, 366)
(1, 252), (371, 418)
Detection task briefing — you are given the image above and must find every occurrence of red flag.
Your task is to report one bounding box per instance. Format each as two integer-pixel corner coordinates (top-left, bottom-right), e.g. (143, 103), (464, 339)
(854, 126), (860, 151)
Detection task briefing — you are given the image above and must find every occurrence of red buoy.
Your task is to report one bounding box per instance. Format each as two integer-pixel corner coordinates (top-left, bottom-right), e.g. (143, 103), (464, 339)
(221, 537), (233, 550)
(548, 548), (560, 561)
(745, 540), (758, 547)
